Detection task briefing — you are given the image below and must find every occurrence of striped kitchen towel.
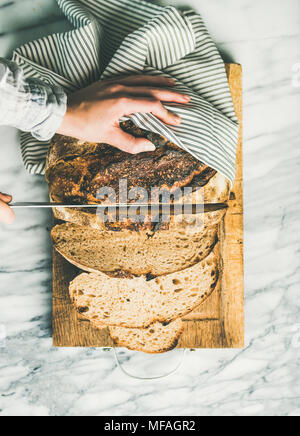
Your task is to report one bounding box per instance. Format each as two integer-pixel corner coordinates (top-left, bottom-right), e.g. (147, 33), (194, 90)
(12, 0), (239, 184)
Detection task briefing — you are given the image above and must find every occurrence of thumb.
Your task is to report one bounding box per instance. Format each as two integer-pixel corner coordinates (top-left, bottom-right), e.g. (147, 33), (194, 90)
(113, 129), (156, 154)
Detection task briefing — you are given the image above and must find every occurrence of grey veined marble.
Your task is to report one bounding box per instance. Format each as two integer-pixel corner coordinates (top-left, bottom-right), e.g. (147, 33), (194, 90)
(0, 0), (300, 417)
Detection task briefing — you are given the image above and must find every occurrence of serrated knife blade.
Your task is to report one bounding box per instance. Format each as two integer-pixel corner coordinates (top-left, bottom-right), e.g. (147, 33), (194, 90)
(9, 202), (227, 213)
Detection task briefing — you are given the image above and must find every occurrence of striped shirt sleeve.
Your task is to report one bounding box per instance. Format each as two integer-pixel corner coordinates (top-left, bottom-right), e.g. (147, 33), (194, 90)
(0, 57), (67, 141)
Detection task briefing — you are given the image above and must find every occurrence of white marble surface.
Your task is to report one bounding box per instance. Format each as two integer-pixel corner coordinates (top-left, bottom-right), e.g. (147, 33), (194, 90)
(0, 0), (300, 417)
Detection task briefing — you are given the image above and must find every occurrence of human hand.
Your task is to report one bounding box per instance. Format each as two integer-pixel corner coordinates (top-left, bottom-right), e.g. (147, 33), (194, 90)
(0, 193), (15, 224)
(58, 75), (190, 154)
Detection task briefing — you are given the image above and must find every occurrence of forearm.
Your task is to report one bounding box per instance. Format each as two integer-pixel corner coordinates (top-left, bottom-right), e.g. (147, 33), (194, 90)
(0, 57), (67, 141)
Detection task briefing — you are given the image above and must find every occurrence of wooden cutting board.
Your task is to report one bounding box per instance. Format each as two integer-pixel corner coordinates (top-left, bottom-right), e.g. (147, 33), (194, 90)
(53, 63), (244, 349)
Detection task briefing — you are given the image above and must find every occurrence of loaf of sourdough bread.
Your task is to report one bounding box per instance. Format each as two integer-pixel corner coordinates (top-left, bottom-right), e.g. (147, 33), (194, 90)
(46, 121), (217, 205)
(46, 122), (230, 231)
(49, 123), (226, 352)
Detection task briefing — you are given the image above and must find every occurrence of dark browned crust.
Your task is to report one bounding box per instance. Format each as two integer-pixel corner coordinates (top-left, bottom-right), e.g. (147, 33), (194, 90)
(46, 121), (216, 207)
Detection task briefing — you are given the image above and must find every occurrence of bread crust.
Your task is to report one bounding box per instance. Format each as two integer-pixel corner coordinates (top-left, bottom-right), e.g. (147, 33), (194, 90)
(46, 122), (230, 232)
(45, 122), (216, 204)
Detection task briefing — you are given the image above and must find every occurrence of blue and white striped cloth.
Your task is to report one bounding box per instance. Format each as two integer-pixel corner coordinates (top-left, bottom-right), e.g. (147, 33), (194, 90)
(12, 0), (239, 184)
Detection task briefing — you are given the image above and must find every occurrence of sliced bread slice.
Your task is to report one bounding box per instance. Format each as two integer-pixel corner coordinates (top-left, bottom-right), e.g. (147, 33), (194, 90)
(69, 248), (219, 328)
(108, 319), (184, 354)
(52, 222), (218, 277)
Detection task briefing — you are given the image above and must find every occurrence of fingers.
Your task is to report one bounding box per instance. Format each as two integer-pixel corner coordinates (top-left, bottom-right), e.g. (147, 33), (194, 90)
(0, 200), (15, 224)
(112, 128), (156, 154)
(0, 193), (15, 224)
(104, 75), (176, 88)
(110, 85), (190, 104)
(119, 97), (182, 126)
(0, 193), (12, 203)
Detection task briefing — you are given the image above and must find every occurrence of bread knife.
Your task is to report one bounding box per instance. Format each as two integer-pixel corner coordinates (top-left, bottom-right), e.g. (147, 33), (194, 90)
(10, 202), (227, 213)
(10, 202), (104, 208)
